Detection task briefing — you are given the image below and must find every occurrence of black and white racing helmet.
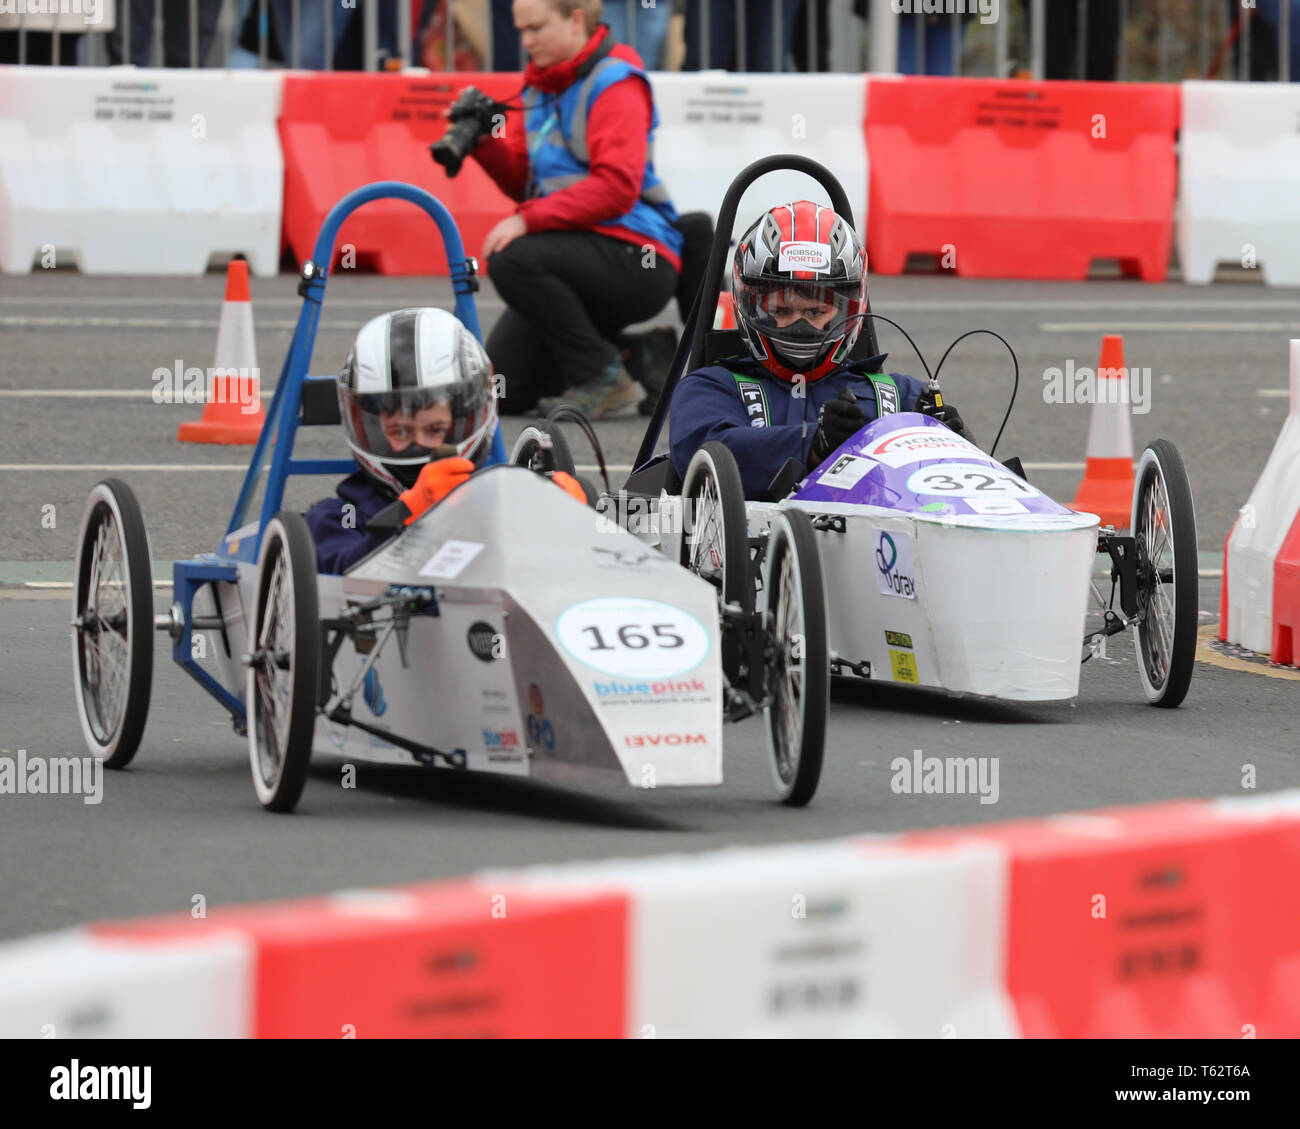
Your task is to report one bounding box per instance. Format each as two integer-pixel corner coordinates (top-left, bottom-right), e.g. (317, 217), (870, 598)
(338, 308), (497, 494)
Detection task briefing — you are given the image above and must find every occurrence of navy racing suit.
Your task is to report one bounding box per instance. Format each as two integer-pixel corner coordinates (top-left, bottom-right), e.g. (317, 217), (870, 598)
(304, 470), (400, 574)
(669, 354), (929, 499)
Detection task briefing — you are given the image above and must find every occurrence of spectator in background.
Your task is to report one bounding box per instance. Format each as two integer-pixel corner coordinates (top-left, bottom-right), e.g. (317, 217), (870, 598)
(897, 9), (964, 75)
(466, 0), (683, 417)
(1222, 0), (1300, 81)
(104, 0), (222, 66)
(1043, 0), (1121, 80)
(683, 0), (798, 71)
(602, 0), (672, 69)
(490, 0), (522, 67)
(851, 0), (966, 76)
(0, 0), (94, 64)
(229, 0), (400, 69)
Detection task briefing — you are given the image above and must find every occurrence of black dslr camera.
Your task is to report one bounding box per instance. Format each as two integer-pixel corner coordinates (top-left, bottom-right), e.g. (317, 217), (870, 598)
(430, 87), (506, 178)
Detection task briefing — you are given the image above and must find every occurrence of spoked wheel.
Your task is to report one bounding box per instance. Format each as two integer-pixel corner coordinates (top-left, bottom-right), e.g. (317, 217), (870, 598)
(246, 512), (320, 812)
(509, 422), (577, 477)
(761, 509), (828, 806)
(679, 441), (752, 615)
(71, 479), (154, 768)
(1131, 440), (1198, 708)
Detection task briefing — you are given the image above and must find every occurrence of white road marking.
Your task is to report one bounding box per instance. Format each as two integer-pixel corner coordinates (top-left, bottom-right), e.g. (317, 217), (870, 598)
(1256, 388), (1291, 398)
(0, 461), (1077, 475)
(0, 463), (250, 471)
(24, 580), (172, 590)
(890, 299), (1300, 310)
(0, 316), (300, 330)
(1041, 321), (1300, 333)
(0, 389), (159, 397)
(0, 295), (506, 309)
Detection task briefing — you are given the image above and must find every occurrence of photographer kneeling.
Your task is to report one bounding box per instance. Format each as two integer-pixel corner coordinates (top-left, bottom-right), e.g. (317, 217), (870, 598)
(436, 0), (682, 419)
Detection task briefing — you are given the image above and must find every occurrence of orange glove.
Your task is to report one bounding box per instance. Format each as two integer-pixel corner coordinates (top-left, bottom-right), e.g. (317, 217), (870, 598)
(551, 471), (587, 505)
(399, 458), (474, 525)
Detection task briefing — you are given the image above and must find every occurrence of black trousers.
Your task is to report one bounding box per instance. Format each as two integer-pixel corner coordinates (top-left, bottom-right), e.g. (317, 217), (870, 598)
(486, 230), (677, 415)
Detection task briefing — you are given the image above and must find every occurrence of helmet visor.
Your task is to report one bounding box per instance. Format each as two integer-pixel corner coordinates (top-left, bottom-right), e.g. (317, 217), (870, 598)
(736, 281), (857, 365)
(339, 381), (493, 467)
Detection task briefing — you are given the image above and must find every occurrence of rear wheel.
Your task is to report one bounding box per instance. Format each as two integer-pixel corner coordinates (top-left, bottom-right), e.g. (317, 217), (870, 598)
(1132, 440), (1197, 708)
(509, 422), (576, 477)
(71, 479), (154, 768)
(246, 512), (320, 812)
(762, 509), (828, 806)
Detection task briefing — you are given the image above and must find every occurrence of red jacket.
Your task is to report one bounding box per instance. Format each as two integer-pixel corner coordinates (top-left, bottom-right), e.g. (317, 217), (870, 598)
(470, 26), (681, 273)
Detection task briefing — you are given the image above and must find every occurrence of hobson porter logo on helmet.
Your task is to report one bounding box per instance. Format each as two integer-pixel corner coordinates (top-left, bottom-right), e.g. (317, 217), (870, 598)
(777, 241), (833, 273)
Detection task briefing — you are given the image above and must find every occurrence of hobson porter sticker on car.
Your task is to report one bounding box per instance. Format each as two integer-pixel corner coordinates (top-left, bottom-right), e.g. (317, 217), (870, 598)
(555, 597), (710, 679)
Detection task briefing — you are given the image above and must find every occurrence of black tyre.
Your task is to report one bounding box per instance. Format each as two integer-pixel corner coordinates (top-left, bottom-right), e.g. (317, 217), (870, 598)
(679, 441), (753, 614)
(509, 422), (577, 477)
(246, 512), (321, 812)
(71, 479), (154, 768)
(762, 509), (829, 806)
(574, 474), (600, 508)
(1131, 440), (1198, 708)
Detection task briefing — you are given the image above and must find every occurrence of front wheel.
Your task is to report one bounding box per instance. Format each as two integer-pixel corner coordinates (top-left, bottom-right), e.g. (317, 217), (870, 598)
(71, 479), (154, 768)
(1132, 440), (1198, 708)
(246, 512), (320, 812)
(762, 509), (829, 806)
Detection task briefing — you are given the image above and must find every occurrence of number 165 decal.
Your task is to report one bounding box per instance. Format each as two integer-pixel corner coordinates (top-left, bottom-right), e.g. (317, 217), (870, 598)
(556, 598), (710, 678)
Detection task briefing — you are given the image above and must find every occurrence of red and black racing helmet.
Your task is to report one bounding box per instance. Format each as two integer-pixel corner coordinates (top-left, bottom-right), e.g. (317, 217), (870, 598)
(732, 201), (869, 384)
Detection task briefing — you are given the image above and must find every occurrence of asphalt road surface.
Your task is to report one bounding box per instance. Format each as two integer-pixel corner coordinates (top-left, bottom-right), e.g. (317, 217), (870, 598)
(2, 269), (1297, 941)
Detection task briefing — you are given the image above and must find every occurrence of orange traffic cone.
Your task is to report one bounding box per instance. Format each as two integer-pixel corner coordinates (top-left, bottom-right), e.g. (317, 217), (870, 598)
(714, 292), (737, 330)
(177, 260), (264, 444)
(1069, 334), (1135, 528)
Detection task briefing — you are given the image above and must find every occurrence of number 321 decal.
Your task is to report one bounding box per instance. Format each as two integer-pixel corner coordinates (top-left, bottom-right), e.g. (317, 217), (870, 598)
(906, 461), (1042, 500)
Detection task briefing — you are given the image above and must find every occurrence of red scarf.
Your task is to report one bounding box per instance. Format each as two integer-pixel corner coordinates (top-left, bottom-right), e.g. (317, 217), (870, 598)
(523, 24), (610, 93)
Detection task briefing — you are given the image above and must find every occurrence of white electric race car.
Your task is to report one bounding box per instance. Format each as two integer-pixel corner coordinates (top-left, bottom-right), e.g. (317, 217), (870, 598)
(69, 183), (813, 812)
(527, 156), (1199, 769)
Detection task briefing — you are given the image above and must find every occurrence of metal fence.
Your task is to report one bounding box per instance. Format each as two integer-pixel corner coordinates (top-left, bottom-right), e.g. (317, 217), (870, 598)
(1, 0), (1295, 81)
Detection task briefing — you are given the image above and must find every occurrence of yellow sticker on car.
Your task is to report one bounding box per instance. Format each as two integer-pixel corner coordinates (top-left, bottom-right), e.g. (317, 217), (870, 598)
(890, 649), (919, 684)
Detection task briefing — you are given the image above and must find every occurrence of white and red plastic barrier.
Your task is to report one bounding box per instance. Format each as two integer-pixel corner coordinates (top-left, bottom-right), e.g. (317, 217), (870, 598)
(3, 788), (1299, 1038)
(0, 67), (283, 277)
(1221, 340), (1300, 665)
(3, 67), (1300, 283)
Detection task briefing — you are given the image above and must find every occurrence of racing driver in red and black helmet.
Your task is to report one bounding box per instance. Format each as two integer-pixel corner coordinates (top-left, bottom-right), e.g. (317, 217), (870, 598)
(669, 200), (970, 499)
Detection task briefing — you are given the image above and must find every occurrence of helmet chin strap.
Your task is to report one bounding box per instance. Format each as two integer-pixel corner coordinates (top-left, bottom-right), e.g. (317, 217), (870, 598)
(771, 318), (834, 372)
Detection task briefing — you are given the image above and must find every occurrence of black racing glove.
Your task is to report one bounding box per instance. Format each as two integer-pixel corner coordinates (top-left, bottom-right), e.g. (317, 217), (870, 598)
(917, 388), (975, 445)
(808, 389), (865, 469)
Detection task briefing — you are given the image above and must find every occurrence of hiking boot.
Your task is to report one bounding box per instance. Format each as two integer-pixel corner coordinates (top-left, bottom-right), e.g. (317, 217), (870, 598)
(619, 327), (679, 416)
(536, 362), (644, 421)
